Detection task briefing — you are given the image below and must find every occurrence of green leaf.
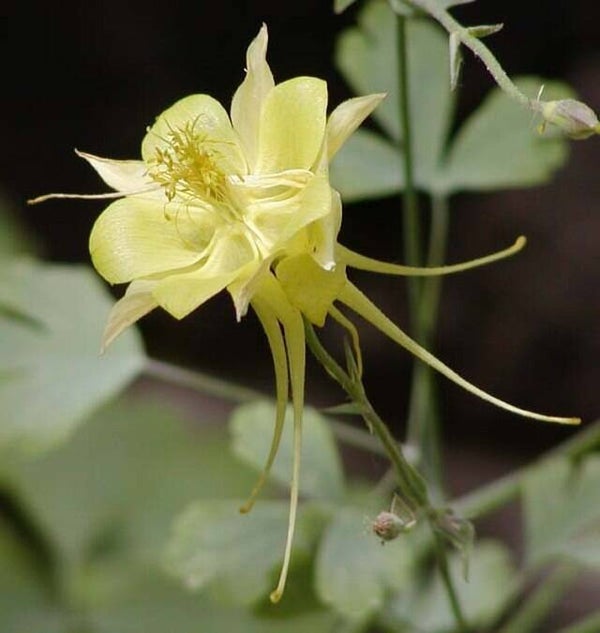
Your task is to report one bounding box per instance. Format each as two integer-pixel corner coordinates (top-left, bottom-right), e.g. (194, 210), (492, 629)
(88, 564), (337, 633)
(230, 401), (345, 502)
(0, 259), (145, 452)
(330, 129), (403, 202)
(314, 506), (417, 622)
(165, 499), (322, 605)
(333, 1), (453, 196)
(523, 456), (600, 570)
(1, 398), (257, 582)
(435, 77), (572, 193)
(383, 540), (518, 632)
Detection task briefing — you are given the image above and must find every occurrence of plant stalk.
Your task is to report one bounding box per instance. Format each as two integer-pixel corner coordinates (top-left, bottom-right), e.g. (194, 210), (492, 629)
(304, 320), (468, 631)
(498, 564), (579, 633)
(402, 0), (532, 108)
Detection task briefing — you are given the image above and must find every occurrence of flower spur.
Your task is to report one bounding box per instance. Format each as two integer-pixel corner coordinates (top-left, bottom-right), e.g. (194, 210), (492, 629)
(30, 24), (579, 603)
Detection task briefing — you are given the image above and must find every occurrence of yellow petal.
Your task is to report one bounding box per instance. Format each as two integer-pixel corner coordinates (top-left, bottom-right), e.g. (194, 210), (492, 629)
(276, 253), (346, 327)
(152, 269), (238, 320)
(337, 236), (527, 276)
(141, 94), (247, 176)
(152, 228), (258, 319)
(76, 151), (157, 195)
(246, 173), (332, 253)
(255, 77), (328, 173)
(101, 280), (158, 352)
(339, 282), (580, 425)
(230, 24), (275, 169)
(307, 188), (342, 270)
(255, 275), (306, 604)
(326, 93), (387, 160)
(239, 295), (288, 513)
(89, 197), (213, 284)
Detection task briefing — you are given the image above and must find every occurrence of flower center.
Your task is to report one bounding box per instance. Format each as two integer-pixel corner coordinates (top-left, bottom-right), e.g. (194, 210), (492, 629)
(148, 121), (229, 203)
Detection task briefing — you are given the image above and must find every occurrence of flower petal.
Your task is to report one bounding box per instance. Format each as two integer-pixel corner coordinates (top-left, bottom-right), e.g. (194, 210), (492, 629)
(339, 281), (580, 425)
(141, 94), (247, 176)
(277, 253), (346, 327)
(239, 295), (288, 513)
(337, 236), (527, 276)
(76, 151), (157, 195)
(255, 77), (328, 173)
(152, 227), (258, 319)
(244, 172), (332, 254)
(101, 280), (158, 351)
(89, 197), (214, 284)
(307, 188), (342, 270)
(230, 24), (275, 170)
(254, 274), (306, 604)
(326, 93), (386, 160)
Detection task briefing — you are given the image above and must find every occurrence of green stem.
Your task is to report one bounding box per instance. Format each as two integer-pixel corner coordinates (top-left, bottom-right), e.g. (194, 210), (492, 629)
(398, 11), (443, 496)
(304, 320), (427, 509)
(555, 612), (600, 633)
(402, 0), (532, 108)
(145, 358), (600, 520)
(144, 358), (384, 456)
(397, 15), (422, 284)
(406, 194), (450, 499)
(144, 358), (260, 403)
(498, 564), (579, 633)
(433, 531), (469, 633)
(304, 320), (468, 631)
(454, 418), (600, 519)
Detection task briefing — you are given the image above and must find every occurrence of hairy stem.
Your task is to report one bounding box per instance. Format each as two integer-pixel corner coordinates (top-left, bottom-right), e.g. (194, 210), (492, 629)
(402, 0), (532, 107)
(304, 319), (468, 630)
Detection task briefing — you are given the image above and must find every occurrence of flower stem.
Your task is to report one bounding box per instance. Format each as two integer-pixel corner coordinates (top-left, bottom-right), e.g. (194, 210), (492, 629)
(304, 319), (468, 630)
(304, 320), (427, 509)
(400, 0), (532, 108)
(498, 564), (580, 633)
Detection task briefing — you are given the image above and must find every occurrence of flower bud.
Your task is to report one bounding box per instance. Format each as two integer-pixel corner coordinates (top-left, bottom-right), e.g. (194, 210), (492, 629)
(372, 511), (406, 542)
(540, 99), (600, 140)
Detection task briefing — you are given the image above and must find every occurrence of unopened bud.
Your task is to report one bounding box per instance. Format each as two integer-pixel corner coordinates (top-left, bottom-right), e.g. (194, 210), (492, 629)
(372, 511), (406, 542)
(540, 99), (600, 140)
(372, 493), (417, 542)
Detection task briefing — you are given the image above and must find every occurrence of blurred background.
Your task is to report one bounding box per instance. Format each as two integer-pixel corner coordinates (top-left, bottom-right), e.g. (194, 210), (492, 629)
(1, 0), (598, 493)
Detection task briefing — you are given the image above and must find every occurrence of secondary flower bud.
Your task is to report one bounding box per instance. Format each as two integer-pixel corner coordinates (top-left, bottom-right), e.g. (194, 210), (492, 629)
(540, 99), (600, 140)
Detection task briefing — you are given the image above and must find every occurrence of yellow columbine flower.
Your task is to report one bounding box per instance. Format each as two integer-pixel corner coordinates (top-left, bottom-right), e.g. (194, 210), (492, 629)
(30, 24), (579, 602)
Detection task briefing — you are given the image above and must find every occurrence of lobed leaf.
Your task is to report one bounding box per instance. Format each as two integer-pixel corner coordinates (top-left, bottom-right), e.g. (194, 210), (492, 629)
(383, 540), (518, 632)
(523, 456), (600, 570)
(230, 400), (345, 503)
(435, 78), (573, 193)
(165, 499), (322, 605)
(0, 259), (145, 453)
(333, 1), (453, 192)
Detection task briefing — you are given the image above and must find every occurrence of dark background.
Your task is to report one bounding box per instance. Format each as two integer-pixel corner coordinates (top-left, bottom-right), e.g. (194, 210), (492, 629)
(1, 1), (598, 485)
